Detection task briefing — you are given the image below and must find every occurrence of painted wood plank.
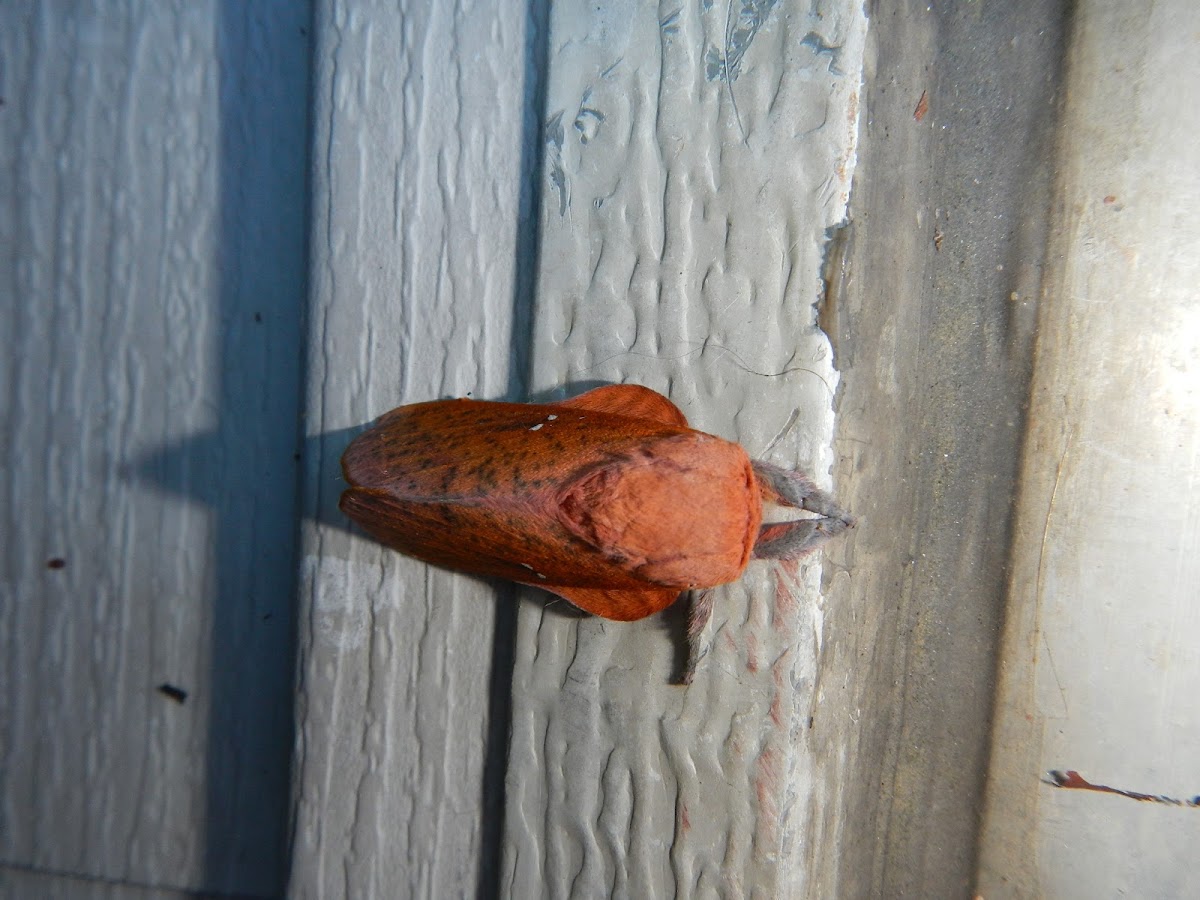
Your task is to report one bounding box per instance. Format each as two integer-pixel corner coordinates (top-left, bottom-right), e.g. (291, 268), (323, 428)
(288, 2), (540, 897)
(501, 2), (865, 895)
(1, 2), (309, 896)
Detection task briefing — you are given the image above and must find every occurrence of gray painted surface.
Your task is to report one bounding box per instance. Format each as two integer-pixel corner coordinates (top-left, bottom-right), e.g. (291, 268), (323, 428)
(502, 1), (865, 897)
(288, 2), (541, 898)
(1, 3), (309, 897)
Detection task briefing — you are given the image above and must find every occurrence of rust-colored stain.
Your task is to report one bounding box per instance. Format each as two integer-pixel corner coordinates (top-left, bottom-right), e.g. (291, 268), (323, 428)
(772, 562), (800, 618)
(755, 746), (782, 847)
(1047, 770), (1200, 807)
(768, 659), (788, 728)
(914, 89), (929, 122)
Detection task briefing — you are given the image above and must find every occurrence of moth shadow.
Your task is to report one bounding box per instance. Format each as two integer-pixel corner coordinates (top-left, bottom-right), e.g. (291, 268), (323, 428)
(127, 423), (369, 541)
(518, 587), (590, 621)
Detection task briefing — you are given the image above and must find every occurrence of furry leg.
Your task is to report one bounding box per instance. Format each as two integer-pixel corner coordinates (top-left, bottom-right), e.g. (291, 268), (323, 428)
(751, 460), (856, 560)
(752, 516), (855, 560)
(681, 589), (716, 685)
(751, 460), (856, 523)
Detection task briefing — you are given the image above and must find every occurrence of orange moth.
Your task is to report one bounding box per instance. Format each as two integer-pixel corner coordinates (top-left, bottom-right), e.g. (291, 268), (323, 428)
(340, 384), (854, 678)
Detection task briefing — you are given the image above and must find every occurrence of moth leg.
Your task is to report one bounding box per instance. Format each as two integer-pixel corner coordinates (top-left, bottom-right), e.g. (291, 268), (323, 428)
(681, 588), (716, 685)
(751, 460), (856, 523)
(751, 460), (856, 560)
(752, 517), (854, 560)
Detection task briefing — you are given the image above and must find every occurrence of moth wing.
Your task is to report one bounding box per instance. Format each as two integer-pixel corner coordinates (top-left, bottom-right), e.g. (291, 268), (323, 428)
(553, 384), (689, 428)
(547, 584), (682, 622)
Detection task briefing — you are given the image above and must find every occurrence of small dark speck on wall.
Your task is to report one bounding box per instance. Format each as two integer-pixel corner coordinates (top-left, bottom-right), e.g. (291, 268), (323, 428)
(157, 683), (189, 704)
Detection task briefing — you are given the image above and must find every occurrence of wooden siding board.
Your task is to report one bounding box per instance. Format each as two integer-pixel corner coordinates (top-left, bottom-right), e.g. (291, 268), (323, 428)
(1, 2), (310, 896)
(501, 2), (865, 896)
(288, 2), (537, 897)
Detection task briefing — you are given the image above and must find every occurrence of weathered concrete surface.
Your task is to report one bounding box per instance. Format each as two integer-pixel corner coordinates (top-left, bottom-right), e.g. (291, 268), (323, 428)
(978, 2), (1200, 896)
(810, 1), (1068, 896)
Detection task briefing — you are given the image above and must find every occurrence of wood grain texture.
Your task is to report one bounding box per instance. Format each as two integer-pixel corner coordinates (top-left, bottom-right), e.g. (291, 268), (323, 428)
(288, 1), (539, 897)
(501, 1), (865, 896)
(1, 3), (309, 896)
